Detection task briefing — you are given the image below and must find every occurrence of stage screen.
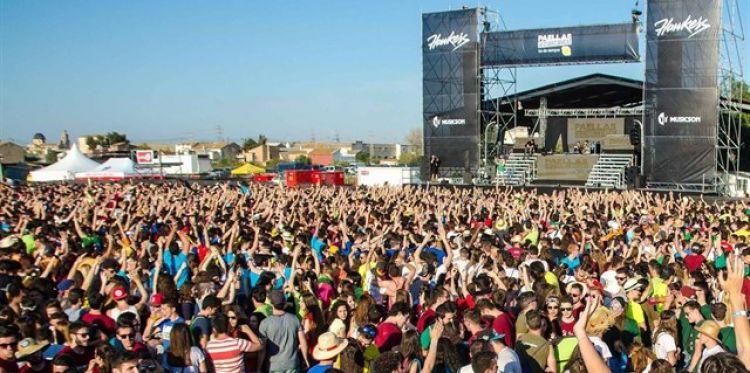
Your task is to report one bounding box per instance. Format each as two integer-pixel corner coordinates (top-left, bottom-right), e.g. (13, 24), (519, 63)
(481, 23), (639, 67)
(422, 9), (480, 172)
(642, 0), (720, 186)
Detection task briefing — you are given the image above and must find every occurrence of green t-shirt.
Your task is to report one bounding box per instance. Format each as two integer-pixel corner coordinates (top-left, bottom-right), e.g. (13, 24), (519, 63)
(715, 254), (727, 270)
(21, 234), (36, 253)
(679, 305), (713, 360)
(420, 325), (433, 350)
(554, 336), (578, 373)
(720, 326), (737, 354)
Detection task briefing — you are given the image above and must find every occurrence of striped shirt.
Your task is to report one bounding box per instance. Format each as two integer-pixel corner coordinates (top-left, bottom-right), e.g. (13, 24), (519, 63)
(205, 336), (254, 373)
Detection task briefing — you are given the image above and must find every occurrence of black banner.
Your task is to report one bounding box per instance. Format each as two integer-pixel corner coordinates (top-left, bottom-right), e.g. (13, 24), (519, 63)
(481, 23), (639, 67)
(643, 0), (721, 186)
(422, 9), (480, 173)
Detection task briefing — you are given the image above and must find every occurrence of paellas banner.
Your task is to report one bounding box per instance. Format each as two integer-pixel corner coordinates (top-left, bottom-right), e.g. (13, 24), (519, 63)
(567, 118), (625, 145)
(480, 23), (639, 67)
(643, 0), (721, 186)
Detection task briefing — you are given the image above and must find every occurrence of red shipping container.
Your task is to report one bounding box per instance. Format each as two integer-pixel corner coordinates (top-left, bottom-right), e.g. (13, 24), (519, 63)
(311, 171), (323, 185)
(285, 170), (301, 187)
(252, 173), (274, 182)
(323, 171), (345, 186)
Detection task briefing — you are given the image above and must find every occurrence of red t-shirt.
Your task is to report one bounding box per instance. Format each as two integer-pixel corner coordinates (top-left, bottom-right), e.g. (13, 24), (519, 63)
(742, 278), (750, 310)
(56, 345), (95, 372)
(81, 312), (116, 337)
(560, 319), (576, 336)
(374, 322), (402, 352)
(416, 309), (436, 334)
(684, 254), (705, 273)
(508, 245), (524, 261)
(491, 312), (516, 348)
(0, 358), (19, 373)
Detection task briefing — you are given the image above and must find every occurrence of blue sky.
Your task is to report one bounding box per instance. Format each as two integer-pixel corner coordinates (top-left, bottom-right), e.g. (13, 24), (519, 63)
(1, 0), (747, 144)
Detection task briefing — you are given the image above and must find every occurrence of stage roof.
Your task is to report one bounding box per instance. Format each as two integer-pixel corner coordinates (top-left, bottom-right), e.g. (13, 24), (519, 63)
(489, 73), (644, 110)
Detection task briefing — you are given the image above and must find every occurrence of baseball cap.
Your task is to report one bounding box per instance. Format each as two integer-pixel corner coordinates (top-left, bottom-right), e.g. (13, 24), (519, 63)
(358, 324), (377, 339)
(150, 293), (165, 306)
(681, 286), (697, 299)
(269, 290), (286, 308)
(57, 279), (75, 292)
(476, 329), (505, 342)
(111, 286), (128, 301)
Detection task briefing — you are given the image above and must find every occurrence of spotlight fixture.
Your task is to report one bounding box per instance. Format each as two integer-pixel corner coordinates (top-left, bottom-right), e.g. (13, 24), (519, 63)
(483, 21), (491, 33)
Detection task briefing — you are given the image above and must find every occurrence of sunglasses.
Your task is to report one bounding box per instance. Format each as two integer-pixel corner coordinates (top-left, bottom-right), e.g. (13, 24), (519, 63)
(547, 305), (559, 310)
(570, 293), (581, 298)
(75, 332), (91, 338)
(560, 307), (573, 311)
(118, 333), (135, 340)
(228, 316), (237, 320)
(0, 342), (18, 349)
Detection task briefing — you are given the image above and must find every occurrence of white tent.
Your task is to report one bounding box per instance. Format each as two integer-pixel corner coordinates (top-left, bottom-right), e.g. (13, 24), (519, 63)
(75, 158), (161, 181)
(30, 144), (100, 182)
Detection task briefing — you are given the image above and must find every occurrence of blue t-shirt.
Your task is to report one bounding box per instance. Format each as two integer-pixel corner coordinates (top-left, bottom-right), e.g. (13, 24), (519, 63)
(307, 363), (333, 373)
(311, 237), (326, 261)
(163, 251), (189, 290)
(561, 255), (581, 275)
(424, 247), (446, 264)
(157, 316), (185, 349)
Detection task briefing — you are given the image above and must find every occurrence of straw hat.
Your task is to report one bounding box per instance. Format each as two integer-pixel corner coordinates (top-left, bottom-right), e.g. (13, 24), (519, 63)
(312, 332), (348, 361)
(16, 338), (49, 359)
(695, 321), (722, 344)
(585, 307), (616, 335)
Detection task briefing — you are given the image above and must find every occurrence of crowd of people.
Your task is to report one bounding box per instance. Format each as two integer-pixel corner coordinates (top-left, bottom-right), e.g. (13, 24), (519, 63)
(0, 181), (749, 373)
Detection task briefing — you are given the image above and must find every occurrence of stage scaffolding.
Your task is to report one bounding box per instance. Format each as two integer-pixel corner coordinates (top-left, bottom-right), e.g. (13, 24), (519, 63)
(717, 0), (744, 196)
(478, 7), (516, 174)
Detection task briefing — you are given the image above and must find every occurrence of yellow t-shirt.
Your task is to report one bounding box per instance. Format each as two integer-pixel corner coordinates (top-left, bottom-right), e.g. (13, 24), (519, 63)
(544, 271), (560, 290)
(651, 277), (669, 313)
(626, 300), (646, 327)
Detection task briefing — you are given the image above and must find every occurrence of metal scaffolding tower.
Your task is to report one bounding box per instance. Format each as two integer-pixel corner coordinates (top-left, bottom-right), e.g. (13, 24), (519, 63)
(716, 0), (744, 195)
(478, 8), (516, 173)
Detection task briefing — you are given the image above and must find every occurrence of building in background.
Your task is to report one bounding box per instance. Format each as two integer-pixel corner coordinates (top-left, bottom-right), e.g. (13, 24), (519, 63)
(309, 148), (334, 166)
(242, 143), (280, 165)
(351, 141), (417, 162)
(332, 148), (357, 164)
(175, 142), (241, 161)
(0, 141), (25, 165)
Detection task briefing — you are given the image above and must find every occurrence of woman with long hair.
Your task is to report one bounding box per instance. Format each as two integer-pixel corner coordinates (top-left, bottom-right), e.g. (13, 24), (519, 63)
(652, 310), (679, 366)
(300, 292), (326, 360)
(327, 300), (350, 339)
(338, 338), (365, 373)
(432, 338), (463, 373)
(629, 341), (657, 373)
(225, 306), (265, 373)
(544, 296), (563, 339)
(350, 295), (375, 338)
(162, 323), (207, 373)
(85, 344), (115, 373)
(398, 330), (423, 373)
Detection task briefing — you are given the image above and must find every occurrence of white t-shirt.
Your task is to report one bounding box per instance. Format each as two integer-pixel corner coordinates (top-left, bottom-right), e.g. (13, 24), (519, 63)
(600, 270), (619, 295)
(654, 332), (677, 360)
(497, 346), (523, 373)
(698, 345), (726, 373)
(590, 336), (612, 361)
